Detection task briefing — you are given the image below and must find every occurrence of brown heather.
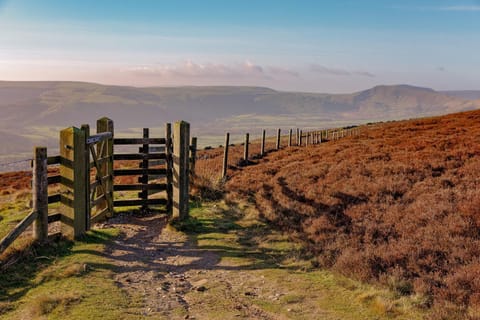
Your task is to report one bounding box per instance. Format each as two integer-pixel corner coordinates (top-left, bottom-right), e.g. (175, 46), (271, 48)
(195, 109), (480, 318)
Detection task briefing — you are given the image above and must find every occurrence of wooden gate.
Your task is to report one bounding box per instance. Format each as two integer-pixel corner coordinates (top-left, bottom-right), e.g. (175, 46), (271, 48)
(112, 125), (173, 213)
(84, 118), (114, 227)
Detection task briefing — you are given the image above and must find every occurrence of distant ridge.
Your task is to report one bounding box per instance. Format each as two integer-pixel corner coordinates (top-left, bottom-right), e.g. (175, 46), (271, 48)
(0, 81), (479, 156)
(441, 90), (480, 100)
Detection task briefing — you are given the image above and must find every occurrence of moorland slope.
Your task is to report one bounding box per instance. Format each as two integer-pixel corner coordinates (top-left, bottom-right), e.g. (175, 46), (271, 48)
(195, 109), (480, 318)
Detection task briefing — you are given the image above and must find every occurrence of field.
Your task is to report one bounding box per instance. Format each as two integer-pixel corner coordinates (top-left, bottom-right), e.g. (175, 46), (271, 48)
(1, 109), (480, 318)
(194, 109), (480, 319)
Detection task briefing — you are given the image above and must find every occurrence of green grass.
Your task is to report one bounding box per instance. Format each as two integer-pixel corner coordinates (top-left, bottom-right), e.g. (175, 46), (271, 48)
(0, 229), (139, 320)
(173, 201), (429, 319)
(0, 196), (31, 240)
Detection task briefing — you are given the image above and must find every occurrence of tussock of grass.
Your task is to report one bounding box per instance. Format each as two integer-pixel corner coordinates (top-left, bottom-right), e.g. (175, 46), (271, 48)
(27, 292), (82, 317)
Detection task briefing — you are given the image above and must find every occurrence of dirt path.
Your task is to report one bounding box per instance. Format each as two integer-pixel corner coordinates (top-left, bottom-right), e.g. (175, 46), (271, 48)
(99, 203), (423, 320)
(102, 210), (277, 320)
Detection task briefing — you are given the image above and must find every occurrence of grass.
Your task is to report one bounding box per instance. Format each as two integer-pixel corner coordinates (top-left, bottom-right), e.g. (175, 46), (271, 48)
(0, 229), (140, 320)
(193, 109), (480, 318)
(173, 200), (428, 319)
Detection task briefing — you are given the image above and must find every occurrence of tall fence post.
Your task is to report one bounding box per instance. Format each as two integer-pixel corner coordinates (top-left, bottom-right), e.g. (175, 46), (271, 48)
(222, 133), (230, 179)
(165, 123), (173, 215)
(299, 130), (303, 146)
(60, 126), (87, 240)
(81, 124), (91, 230)
(33, 146), (48, 241)
(288, 129), (292, 147)
(260, 129), (266, 157)
(190, 136), (197, 180)
(244, 133), (249, 161)
(96, 117), (114, 218)
(173, 121), (190, 220)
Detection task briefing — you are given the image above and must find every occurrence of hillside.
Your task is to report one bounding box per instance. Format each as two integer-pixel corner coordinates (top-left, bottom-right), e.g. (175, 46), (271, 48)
(194, 109), (480, 318)
(0, 81), (479, 159)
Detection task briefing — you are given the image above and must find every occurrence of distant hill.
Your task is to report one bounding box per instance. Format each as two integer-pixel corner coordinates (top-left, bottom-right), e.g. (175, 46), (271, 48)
(0, 81), (479, 158)
(441, 90), (480, 100)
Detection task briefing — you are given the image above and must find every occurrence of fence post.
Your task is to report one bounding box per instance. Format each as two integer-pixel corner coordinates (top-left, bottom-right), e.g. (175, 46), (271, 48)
(32, 146), (48, 241)
(222, 133), (230, 179)
(299, 130), (303, 146)
(165, 123), (173, 215)
(296, 128), (300, 146)
(97, 117), (114, 218)
(81, 124), (91, 230)
(140, 128), (149, 211)
(60, 126), (87, 240)
(276, 129), (281, 150)
(190, 136), (197, 180)
(244, 133), (249, 161)
(173, 121), (190, 220)
(288, 129), (292, 147)
(260, 129), (266, 157)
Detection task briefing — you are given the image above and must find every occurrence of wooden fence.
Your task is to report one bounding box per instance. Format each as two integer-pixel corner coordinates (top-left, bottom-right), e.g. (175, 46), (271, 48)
(221, 126), (360, 178)
(0, 118), (195, 255)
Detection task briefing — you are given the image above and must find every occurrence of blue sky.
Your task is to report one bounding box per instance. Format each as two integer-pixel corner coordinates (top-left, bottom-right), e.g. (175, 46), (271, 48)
(0, 0), (479, 93)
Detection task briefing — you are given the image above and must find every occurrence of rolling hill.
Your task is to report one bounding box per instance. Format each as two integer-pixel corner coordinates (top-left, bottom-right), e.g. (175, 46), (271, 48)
(0, 81), (479, 159)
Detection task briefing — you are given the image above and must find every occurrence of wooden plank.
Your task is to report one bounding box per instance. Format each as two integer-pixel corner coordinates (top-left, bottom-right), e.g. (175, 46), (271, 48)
(0, 211), (37, 254)
(113, 138), (166, 145)
(139, 146), (165, 153)
(113, 168), (167, 176)
(148, 159), (166, 166)
(114, 184), (167, 191)
(113, 153), (167, 161)
(91, 193), (107, 207)
(86, 132), (112, 145)
(48, 194), (61, 204)
(113, 198), (168, 207)
(47, 175), (61, 184)
(90, 207), (109, 224)
(90, 175), (111, 190)
(48, 213), (61, 223)
(47, 155), (61, 165)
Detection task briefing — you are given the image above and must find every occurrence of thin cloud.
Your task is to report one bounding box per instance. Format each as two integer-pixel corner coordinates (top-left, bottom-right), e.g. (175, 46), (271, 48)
(125, 60), (299, 80)
(310, 64), (375, 78)
(267, 66), (300, 77)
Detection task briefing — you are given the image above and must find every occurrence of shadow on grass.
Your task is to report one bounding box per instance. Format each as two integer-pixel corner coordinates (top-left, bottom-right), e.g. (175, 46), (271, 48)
(0, 229), (116, 303)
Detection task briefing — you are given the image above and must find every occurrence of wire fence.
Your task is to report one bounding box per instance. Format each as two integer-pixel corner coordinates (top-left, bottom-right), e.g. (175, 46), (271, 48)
(0, 158), (33, 173)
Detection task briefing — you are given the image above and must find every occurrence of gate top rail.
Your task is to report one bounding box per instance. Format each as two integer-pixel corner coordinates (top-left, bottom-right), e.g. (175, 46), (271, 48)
(87, 132), (113, 145)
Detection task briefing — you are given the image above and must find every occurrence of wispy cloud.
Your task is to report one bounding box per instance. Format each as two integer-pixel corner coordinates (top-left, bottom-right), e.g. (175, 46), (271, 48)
(310, 64), (375, 78)
(438, 5), (480, 11)
(124, 60), (299, 80)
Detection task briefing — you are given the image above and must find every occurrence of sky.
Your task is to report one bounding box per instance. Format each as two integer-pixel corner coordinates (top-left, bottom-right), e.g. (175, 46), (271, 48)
(0, 0), (479, 93)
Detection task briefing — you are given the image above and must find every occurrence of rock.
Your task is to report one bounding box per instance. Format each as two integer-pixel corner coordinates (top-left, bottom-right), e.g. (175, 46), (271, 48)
(196, 286), (207, 292)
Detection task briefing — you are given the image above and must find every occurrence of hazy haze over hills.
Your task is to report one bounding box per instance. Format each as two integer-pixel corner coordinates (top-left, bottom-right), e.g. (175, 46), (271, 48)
(0, 81), (479, 163)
